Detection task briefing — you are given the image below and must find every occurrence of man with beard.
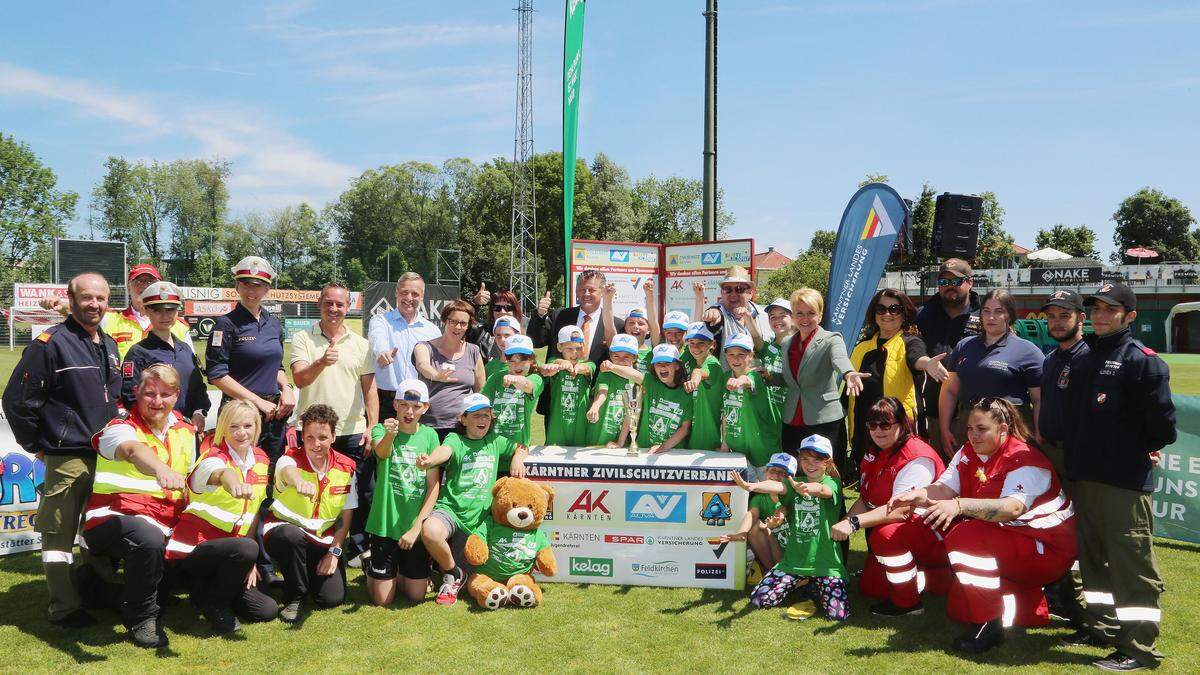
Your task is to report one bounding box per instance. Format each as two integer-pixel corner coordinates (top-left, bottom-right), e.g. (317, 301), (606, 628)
(3, 273), (121, 628)
(914, 259), (980, 451)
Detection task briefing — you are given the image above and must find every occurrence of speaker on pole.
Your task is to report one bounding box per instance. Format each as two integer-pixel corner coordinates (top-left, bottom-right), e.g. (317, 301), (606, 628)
(932, 193), (983, 259)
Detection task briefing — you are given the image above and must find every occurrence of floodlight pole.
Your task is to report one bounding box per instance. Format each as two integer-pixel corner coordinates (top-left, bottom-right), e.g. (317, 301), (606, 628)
(702, 0), (718, 242)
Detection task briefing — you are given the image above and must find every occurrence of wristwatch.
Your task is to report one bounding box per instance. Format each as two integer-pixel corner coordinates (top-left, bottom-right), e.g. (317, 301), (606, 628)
(848, 516), (861, 533)
(328, 545), (343, 558)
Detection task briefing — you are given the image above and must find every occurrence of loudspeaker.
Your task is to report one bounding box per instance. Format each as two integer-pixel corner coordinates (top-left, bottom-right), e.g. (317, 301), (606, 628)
(933, 193), (983, 259)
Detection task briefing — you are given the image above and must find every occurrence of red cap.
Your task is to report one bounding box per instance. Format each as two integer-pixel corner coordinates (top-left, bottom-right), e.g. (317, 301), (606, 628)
(128, 264), (162, 282)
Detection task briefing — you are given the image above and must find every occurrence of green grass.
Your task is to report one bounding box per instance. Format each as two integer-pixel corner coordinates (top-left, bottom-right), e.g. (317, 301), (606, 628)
(0, 346), (1198, 672)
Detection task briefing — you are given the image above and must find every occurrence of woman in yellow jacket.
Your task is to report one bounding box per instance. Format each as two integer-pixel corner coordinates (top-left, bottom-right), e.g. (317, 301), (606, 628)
(165, 401), (279, 633)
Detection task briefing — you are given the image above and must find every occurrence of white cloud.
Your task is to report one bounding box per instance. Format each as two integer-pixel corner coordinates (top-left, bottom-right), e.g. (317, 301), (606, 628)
(0, 61), (358, 211)
(259, 21), (510, 53)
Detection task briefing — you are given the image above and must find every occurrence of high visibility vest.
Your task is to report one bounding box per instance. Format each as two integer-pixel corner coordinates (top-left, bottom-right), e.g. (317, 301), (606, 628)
(848, 331), (919, 436)
(165, 440), (270, 561)
(103, 307), (192, 360)
(265, 446), (355, 546)
(84, 410), (196, 536)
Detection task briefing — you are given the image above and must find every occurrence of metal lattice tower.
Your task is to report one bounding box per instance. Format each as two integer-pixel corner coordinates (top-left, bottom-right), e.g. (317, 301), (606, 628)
(509, 0), (539, 316)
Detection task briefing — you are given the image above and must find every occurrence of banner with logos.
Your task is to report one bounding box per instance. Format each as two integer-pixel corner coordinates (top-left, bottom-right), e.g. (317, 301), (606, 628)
(1031, 267), (1101, 285)
(0, 410), (43, 555)
(525, 446), (748, 589)
(361, 281), (461, 337)
(661, 240), (756, 319)
(568, 240), (661, 319)
(1153, 394), (1200, 544)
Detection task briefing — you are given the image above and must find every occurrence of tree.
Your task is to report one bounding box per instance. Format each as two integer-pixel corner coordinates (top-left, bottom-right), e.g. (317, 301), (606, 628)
(240, 204), (333, 289)
(166, 159), (230, 285)
(760, 251), (831, 300)
(1112, 188), (1197, 262)
(974, 191), (1014, 269)
(630, 175), (732, 245)
(0, 133), (77, 284)
(584, 153), (636, 243)
(906, 183), (936, 268)
(91, 158), (180, 266)
(1034, 224), (1099, 260)
(807, 230), (837, 259)
(859, 173), (889, 187)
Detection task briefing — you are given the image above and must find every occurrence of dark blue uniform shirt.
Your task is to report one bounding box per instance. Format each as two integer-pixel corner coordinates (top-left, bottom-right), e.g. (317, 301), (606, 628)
(205, 303), (284, 398)
(1037, 337), (1090, 443)
(122, 331), (210, 417)
(948, 331), (1044, 405)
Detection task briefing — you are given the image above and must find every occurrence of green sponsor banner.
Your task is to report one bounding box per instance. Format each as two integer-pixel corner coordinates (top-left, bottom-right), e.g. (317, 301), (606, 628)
(561, 0), (586, 297)
(1154, 394), (1200, 543)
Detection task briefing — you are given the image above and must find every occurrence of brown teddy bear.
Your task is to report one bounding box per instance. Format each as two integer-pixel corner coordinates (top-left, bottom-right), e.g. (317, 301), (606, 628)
(463, 477), (557, 609)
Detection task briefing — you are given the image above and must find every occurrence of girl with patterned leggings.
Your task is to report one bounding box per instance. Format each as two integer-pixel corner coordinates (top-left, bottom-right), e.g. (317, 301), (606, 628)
(733, 434), (849, 620)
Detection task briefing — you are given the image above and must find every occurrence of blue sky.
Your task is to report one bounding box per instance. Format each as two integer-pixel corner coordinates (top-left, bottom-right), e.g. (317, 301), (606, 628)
(2, 0), (1198, 260)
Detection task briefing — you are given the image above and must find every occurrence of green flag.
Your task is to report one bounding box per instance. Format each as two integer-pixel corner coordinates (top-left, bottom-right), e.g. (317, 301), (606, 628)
(562, 0), (586, 298)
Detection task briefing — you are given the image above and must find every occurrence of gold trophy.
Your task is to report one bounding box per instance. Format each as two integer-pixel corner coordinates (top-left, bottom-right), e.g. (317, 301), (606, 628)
(623, 382), (642, 457)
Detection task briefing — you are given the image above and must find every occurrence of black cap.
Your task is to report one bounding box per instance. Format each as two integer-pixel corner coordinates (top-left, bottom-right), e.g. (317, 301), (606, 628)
(1085, 283), (1137, 311)
(1041, 289), (1084, 312)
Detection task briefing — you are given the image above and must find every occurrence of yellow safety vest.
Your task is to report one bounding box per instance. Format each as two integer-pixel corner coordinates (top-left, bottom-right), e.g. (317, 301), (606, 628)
(92, 412), (196, 502)
(182, 443), (270, 536)
(268, 447), (355, 540)
(103, 307), (192, 360)
(847, 331), (918, 435)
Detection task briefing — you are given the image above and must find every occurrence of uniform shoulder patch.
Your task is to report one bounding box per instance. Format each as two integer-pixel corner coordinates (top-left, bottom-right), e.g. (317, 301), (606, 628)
(1141, 346), (1157, 356)
(122, 361), (135, 378)
(35, 331), (52, 343)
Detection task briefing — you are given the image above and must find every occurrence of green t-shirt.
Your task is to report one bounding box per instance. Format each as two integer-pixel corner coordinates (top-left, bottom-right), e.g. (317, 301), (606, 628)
(545, 363), (593, 446)
(722, 371), (781, 467)
(776, 475), (845, 578)
(749, 492), (788, 548)
(434, 432), (517, 532)
(366, 424), (440, 539)
(482, 371), (544, 445)
(636, 346), (652, 376)
(471, 515), (550, 581)
(484, 358), (510, 380)
(588, 370), (634, 446)
(637, 375), (694, 447)
(756, 341), (787, 414)
(687, 355), (725, 451)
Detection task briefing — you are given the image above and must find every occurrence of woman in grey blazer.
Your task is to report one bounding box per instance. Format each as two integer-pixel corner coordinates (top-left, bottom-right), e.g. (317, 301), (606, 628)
(778, 289), (864, 464)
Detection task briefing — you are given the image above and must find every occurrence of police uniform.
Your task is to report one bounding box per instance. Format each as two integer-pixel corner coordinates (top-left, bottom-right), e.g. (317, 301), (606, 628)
(206, 257), (288, 459)
(915, 259), (981, 443)
(1066, 284), (1174, 669)
(121, 282), (209, 421)
(1, 315), (120, 624)
(103, 264), (193, 361)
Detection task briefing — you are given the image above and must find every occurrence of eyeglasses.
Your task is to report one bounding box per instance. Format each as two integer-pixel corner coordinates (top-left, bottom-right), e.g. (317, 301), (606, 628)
(491, 304), (514, 312)
(866, 420), (895, 431)
(937, 277), (966, 288)
(722, 285), (750, 294)
(874, 304), (903, 316)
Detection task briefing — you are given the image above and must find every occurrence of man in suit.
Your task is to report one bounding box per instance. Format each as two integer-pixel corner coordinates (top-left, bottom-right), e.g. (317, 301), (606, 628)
(529, 270), (625, 414)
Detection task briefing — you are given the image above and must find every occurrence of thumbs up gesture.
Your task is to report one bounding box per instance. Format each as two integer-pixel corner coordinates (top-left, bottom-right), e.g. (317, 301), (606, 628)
(319, 343), (340, 366)
(537, 291), (553, 317)
(473, 282), (491, 307)
(377, 346), (399, 367)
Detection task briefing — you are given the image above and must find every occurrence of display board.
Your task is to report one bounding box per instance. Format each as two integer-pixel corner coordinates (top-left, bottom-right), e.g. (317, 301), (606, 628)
(568, 240), (661, 318)
(525, 446), (748, 590)
(661, 240), (755, 319)
(54, 238), (125, 286)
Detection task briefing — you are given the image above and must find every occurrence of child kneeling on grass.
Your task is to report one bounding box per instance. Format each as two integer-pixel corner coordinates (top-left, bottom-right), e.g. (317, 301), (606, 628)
(721, 452), (798, 575)
(732, 434), (849, 620)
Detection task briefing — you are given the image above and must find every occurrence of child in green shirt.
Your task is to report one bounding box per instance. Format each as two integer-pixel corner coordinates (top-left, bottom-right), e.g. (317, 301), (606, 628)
(734, 435), (848, 621)
(586, 334), (643, 447)
(746, 298), (796, 415)
(683, 322), (724, 451)
(601, 279), (659, 375)
(720, 334), (782, 473)
(366, 378), (442, 606)
(483, 316), (522, 379)
(720, 452), (798, 574)
(418, 393), (529, 607)
(542, 325), (593, 446)
(621, 343), (693, 454)
(481, 335), (543, 446)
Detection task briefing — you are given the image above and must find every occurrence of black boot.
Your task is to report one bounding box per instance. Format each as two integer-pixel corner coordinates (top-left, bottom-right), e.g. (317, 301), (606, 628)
(952, 619), (1005, 654)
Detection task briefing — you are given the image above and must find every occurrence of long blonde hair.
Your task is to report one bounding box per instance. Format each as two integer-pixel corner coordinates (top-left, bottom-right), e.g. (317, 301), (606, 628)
(212, 400), (260, 448)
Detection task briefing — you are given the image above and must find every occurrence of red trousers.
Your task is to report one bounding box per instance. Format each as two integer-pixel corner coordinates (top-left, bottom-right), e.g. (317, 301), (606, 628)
(944, 520), (1076, 626)
(860, 520), (950, 608)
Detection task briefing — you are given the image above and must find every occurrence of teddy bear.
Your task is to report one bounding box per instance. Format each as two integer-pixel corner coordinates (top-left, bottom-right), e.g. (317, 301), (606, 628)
(464, 477), (557, 609)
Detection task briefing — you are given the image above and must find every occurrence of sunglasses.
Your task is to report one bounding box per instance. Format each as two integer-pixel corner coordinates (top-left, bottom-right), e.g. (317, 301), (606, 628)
(937, 277), (966, 288)
(491, 304), (514, 312)
(722, 285), (750, 294)
(874, 304), (903, 316)
(866, 420), (896, 431)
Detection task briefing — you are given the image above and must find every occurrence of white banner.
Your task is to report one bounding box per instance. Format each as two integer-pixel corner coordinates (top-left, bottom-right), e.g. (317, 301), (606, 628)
(0, 409), (44, 555)
(662, 240), (755, 319)
(525, 446), (748, 589)
(569, 241), (661, 320)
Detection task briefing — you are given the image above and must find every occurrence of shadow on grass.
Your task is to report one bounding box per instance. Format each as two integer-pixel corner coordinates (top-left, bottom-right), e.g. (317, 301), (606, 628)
(658, 587), (751, 628)
(0, 578), (123, 663)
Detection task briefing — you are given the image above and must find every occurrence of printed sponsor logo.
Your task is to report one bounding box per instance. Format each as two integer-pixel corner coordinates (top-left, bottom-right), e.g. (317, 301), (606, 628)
(651, 535), (705, 548)
(706, 537), (729, 559)
(604, 534), (646, 545)
(631, 560), (680, 578)
(567, 489), (612, 521)
(550, 531), (602, 549)
(700, 252), (723, 265)
(626, 491), (687, 523)
(570, 556), (613, 578)
(699, 491), (733, 526)
(695, 563), (727, 580)
(609, 249), (630, 263)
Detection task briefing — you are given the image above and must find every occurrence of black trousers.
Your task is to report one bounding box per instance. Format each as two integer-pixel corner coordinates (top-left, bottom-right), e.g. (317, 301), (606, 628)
(334, 433), (372, 559)
(179, 537), (278, 622)
(264, 524), (346, 607)
(82, 515), (168, 625)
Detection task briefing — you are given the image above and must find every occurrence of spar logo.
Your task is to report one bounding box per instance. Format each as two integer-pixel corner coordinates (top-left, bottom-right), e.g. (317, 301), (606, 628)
(700, 252), (723, 265)
(604, 534), (647, 545)
(626, 490), (687, 523)
(567, 489), (612, 521)
(695, 563), (727, 580)
(700, 491), (733, 526)
(570, 556), (613, 578)
(609, 249), (630, 263)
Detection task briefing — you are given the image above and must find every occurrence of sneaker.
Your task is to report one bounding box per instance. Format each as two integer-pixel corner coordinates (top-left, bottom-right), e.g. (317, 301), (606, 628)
(49, 609), (98, 629)
(952, 619), (1005, 654)
(203, 604), (241, 635)
(436, 571), (463, 606)
(1062, 629), (1110, 648)
(870, 600), (924, 617)
(347, 555), (363, 569)
(1093, 652), (1147, 672)
(129, 617), (167, 649)
(279, 600), (302, 624)
(785, 600), (817, 621)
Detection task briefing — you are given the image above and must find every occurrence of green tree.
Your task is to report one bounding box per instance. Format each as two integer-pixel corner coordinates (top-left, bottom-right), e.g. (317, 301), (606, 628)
(1034, 224), (1099, 260)
(0, 133), (76, 284)
(1111, 187), (1197, 262)
(974, 191), (1014, 268)
(166, 159), (230, 285)
(859, 173), (889, 187)
(584, 153), (637, 243)
(92, 158), (178, 266)
(238, 204), (333, 289)
(760, 251), (831, 300)
(807, 230), (837, 259)
(906, 183), (937, 267)
(630, 174), (731, 245)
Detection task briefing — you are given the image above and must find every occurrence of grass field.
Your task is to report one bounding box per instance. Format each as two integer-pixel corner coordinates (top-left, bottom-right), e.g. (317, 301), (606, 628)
(0, 344), (1198, 672)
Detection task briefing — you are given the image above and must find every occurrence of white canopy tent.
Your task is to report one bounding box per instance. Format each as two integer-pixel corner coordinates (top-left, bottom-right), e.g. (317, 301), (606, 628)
(1026, 247), (1073, 261)
(1165, 301), (1200, 353)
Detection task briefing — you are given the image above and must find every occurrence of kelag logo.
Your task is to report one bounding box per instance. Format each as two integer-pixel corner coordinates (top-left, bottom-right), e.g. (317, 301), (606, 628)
(700, 252), (723, 265)
(626, 491), (686, 523)
(609, 249), (630, 263)
(570, 557), (613, 578)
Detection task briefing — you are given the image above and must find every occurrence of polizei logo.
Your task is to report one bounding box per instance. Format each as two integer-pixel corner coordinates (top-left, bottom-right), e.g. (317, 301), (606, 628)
(570, 557), (613, 578)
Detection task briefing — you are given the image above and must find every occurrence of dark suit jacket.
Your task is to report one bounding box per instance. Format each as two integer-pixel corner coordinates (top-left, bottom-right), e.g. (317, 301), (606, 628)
(528, 306), (625, 416)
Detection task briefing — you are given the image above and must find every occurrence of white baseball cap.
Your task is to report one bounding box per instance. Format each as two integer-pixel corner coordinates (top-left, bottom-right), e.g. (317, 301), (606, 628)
(766, 298), (792, 315)
(557, 325), (585, 345)
(723, 334), (754, 352)
(651, 343), (681, 364)
(493, 315), (522, 333)
(799, 434), (834, 458)
(396, 379), (430, 403)
(625, 307), (648, 321)
(610, 333), (640, 356)
(662, 311), (690, 331)
(461, 393), (492, 413)
(766, 452), (798, 476)
(504, 334), (535, 357)
(685, 321), (714, 342)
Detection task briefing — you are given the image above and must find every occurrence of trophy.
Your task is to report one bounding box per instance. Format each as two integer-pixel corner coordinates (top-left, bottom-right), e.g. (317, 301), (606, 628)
(623, 382), (642, 457)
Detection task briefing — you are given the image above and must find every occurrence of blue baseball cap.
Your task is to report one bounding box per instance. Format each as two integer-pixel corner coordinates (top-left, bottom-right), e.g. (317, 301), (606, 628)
(662, 311), (690, 331)
(722, 334), (754, 352)
(610, 333), (640, 356)
(799, 434), (833, 458)
(504, 334), (534, 357)
(625, 307), (648, 321)
(651, 343), (680, 364)
(493, 315), (522, 333)
(461, 393), (492, 413)
(765, 452), (798, 476)
(557, 325), (585, 344)
(685, 321), (714, 342)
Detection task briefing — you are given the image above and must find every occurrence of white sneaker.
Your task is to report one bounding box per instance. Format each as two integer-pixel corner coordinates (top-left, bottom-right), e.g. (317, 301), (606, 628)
(436, 573), (462, 606)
